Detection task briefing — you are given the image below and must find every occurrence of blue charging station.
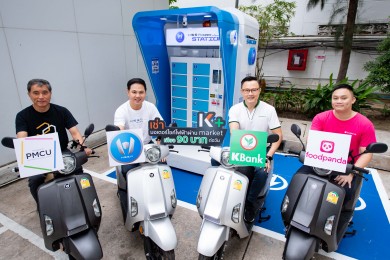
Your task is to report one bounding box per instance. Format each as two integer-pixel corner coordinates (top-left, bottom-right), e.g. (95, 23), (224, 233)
(132, 6), (259, 174)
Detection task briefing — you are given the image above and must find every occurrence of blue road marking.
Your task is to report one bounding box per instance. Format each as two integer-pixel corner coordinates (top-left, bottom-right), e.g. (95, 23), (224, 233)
(104, 154), (390, 259)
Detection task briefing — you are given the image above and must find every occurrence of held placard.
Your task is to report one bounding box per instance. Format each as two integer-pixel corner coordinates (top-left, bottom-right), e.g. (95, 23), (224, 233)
(13, 133), (64, 178)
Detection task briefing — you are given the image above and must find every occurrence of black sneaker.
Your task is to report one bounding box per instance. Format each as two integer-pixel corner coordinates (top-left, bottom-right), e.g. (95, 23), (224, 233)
(244, 207), (255, 223)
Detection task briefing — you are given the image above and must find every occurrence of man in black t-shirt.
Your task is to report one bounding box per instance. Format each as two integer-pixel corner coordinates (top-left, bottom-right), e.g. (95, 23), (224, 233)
(15, 79), (92, 205)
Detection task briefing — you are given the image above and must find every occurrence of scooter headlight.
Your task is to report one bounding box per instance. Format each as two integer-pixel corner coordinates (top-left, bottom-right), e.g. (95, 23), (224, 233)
(324, 215), (335, 235)
(145, 146), (161, 163)
(130, 197), (138, 217)
(44, 215), (54, 236)
(171, 189), (177, 208)
(221, 150), (233, 168)
(196, 190), (202, 208)
(59, 154), (76, 174)
(281, 195), (289, 213)
(231, 203), (241, 223)
(92, 198), (101, 217)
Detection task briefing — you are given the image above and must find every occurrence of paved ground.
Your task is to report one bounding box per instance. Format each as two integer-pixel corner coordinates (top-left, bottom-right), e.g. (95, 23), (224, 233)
(0, 118), (389, 259)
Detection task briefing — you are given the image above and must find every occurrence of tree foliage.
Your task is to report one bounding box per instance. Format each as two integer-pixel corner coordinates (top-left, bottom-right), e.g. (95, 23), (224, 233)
(307, 0), (360, 82)
(364, 26), (390, 93)
(239, 0), (296, 77)
(169, 0), (178, 9)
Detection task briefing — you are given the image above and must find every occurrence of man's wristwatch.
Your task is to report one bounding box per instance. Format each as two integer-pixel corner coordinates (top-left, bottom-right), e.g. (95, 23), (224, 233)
(266, 156), (273, 162)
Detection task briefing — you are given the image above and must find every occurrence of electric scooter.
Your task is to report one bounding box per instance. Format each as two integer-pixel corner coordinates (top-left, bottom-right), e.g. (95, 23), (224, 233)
(2, 124), (103, 260)
(196, 134), (279, 259)
(281, 124), (388, 259)
(106, 124), (177, 260)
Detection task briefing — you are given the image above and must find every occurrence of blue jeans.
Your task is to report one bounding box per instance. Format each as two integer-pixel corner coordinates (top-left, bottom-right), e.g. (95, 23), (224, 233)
(28, 174), (46, 204)
(210, 159), (268, 205)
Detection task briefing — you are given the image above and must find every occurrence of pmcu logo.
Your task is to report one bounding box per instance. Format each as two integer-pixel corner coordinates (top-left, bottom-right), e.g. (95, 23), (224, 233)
(176, 32), (185, 43)
(110, 132), (143, 164)
(320, 140), (335, 153)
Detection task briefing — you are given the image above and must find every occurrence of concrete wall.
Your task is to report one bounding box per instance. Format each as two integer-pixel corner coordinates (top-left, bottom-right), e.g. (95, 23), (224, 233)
(0, 0), (168, 166)
(259, 47), (379, 88)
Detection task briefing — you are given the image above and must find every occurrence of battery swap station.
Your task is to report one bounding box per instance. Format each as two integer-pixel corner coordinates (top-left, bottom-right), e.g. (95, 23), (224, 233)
(133, 6), (259, 174)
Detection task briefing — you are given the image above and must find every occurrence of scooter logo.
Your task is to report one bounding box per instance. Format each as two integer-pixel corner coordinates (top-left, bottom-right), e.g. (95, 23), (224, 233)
(110, 132), (143, 164)
(176, 32), (185, 43)
(320, 140), (335, 153)
(326, 191), (339, 204)
(162, 170), (170, 179)
(233, 180), (242, 191)
(80, 178), (91, 189)
(240, 134), (257, 150)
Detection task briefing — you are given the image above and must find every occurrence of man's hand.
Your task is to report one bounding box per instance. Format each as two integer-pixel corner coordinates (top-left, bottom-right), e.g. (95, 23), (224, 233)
(334, 173), (354, 188)
(85, 147), (93, 156)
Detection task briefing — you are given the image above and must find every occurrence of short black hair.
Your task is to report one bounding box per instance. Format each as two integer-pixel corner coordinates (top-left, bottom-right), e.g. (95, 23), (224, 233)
(127, 78), (147, 91)
(241, 76), (258, 88)
(27, 79), (52, 92)
(332, 83), (354, 95)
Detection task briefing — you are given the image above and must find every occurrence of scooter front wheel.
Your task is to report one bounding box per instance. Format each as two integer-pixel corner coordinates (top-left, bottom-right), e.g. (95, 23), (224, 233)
(198, 242), (226, 260)
(144, 236), (175, 260)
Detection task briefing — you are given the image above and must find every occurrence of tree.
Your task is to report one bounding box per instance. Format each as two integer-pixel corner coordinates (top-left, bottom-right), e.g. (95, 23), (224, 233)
(239, 0), (296, 78)
(364, 27), (390, 93)
(307, 0), (359, 82)
(169, 0), (178, 9)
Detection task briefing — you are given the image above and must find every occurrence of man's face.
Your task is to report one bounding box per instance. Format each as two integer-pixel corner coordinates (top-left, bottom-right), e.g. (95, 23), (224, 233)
(128, 83), (146, 108)
(331, 88), (356, 113)
(241, 80), (260, 107)
(28, 84), (52, 110)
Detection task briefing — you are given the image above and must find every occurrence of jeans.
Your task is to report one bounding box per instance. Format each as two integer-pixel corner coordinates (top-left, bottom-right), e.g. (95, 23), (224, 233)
(210, 158), (268, 205)
(28, 174), (46, 204)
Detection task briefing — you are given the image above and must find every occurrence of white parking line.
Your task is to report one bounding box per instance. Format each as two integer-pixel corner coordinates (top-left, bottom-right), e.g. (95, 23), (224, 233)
(0, 212), (67, 259)
(0, 225), (8, 235)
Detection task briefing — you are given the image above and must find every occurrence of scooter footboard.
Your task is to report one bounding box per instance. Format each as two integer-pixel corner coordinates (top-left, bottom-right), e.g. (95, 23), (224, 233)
(283, 227), (317, 260)
(66, 228), (103, 260)
(145, 217), (177, 251)
(197, 220), (228, 257)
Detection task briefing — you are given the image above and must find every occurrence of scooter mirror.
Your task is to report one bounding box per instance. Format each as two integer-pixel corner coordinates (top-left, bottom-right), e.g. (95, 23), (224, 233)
(84, 124), (94, 137)
(105, 124), (120, 132)
(365, 142), (388, 154)
(1, 137), (15, 149)
(291, 124), (301, 137)
(267, 134), (279, 144)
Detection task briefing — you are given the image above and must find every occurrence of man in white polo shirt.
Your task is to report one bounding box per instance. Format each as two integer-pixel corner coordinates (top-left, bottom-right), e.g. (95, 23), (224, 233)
(229, 76), (283, 223)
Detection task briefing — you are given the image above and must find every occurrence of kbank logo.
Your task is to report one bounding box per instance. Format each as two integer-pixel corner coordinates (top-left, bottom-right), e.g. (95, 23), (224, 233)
(176, 32), (185, 43)
(110, 132), (143, 164)
(240, 134), (257, 150)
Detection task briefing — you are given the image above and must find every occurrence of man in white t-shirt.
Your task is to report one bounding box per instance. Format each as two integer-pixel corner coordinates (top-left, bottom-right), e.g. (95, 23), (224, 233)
(114, 78), (163, 173)
(229, 76), (283, 223)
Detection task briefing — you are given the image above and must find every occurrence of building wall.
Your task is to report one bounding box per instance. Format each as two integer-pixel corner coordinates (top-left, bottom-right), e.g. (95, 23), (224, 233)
(176, 0), (389, 88)
(0, 0), (168, 166)
(259, 47), (379, 89)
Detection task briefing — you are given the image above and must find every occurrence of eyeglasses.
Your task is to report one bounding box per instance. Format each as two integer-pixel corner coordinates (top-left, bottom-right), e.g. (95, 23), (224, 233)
(241, 88), (259, 94)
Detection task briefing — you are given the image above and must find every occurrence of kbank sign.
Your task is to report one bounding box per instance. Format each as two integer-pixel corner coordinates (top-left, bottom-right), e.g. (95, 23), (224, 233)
(230, 130), (267, 167)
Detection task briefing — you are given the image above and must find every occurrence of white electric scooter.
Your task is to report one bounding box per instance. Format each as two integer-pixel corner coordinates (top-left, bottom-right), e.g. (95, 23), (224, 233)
(106, 125), (177, 259)
(196, 134), (279, 259)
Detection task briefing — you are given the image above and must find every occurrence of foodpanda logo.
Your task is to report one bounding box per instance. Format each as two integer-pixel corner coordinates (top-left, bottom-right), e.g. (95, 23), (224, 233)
(176, 32), (185, 43)
(320, 140), (335, 153)
(110, 132), (143, 164)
